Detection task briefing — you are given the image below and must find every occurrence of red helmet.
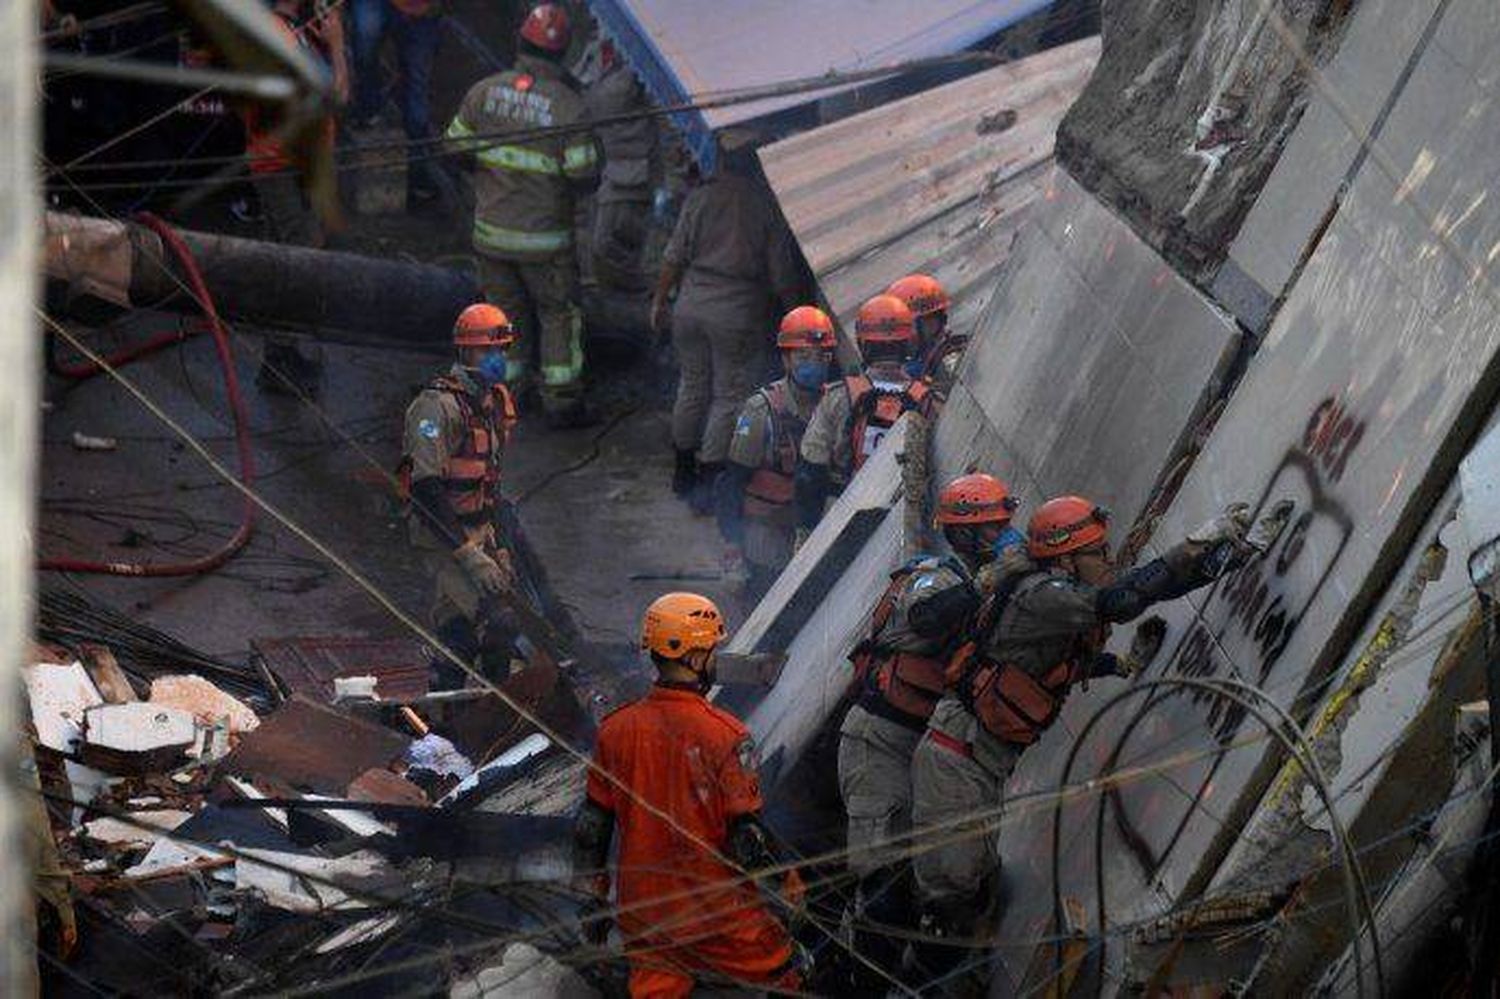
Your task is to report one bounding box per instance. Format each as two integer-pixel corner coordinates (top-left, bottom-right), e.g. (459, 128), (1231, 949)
(935, 473), (1017, 525)
(854, 294), (916, 346)
(519, 3), (570, 52)
(886, 274), (950, 318)
(777, 306), (837, 351)
(453, 303), (516, 349)
(1028, 496), (1111, 559)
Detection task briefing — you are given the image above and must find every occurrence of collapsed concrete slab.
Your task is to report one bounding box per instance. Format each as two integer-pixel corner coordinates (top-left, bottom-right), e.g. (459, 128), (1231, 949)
(1014, 0), (1500, 981)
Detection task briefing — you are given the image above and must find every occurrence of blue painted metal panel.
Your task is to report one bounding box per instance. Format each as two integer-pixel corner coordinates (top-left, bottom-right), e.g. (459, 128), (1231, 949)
(584, 0), (1053, 172)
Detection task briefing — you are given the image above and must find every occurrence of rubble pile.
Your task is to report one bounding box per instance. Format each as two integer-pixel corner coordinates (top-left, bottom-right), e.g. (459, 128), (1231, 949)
(26, 630), (599, 995)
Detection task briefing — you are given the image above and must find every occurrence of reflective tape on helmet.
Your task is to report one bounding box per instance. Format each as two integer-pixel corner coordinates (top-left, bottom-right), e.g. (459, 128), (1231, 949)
(475, 144), (562, 175)
(473, 219), (571, 254)
(562, 142), (598, 175)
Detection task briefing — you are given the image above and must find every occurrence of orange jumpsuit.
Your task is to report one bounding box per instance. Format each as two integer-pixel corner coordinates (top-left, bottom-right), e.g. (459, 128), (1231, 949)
(586, 685), (796, 998)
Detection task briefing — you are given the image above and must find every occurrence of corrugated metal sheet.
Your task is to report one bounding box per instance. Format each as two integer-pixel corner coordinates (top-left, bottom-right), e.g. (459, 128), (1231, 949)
(253, 635), (432, 703)
(757, 37), (1099, 337)
(587, 0), (1052, 170)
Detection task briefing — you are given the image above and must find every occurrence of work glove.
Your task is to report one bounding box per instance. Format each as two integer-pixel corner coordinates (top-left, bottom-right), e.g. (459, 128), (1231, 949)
(1167, 502), (1253, 581)
(454, 540), (512, 596)
(792, 527), (811, 555)
(1116, 615), (1167, 677)
(1185, 502), (1253, 547)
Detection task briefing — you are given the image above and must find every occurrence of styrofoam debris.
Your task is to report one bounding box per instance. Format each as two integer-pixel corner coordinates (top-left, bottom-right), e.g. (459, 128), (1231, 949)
(71, 431), (118, 451)
(332, 675), (379, 701)
(302, 793), (394, 838)
(25, 661), (103, 754)
(149, 674), (260, 734)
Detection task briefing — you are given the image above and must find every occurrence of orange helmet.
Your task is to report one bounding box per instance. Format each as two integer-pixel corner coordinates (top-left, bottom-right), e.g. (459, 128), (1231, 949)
(519, 3), (570, 52)
(777, 306), (837, 351)
(641, 592), (726, 660)
(935, 473), (1018, 525)
(886, 274), (950, 317)
(1028, 496), (1111, 559)
(454, 303), (516, 349)
(854, 294), (916, 346)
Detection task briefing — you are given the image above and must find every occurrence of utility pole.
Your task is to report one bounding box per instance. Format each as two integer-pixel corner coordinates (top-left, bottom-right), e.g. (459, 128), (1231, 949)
(1, 1), (39, 993)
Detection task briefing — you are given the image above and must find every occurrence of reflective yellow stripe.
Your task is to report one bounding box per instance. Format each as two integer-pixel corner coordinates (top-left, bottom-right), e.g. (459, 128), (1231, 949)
(562, 142), (598, 175)
(541, 307), (585, 386)
(475, 144), (561, 175)
(473, 219), (571, 254)
(445, 116), (475, 140)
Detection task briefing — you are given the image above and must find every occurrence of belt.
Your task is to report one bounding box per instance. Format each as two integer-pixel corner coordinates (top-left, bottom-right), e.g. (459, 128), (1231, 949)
(926, 729), (973, 760)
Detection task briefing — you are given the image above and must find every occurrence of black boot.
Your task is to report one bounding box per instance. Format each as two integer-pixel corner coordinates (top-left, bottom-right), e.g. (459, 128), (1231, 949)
(672, 449), (698, 497)
(690, 462), (723, 516)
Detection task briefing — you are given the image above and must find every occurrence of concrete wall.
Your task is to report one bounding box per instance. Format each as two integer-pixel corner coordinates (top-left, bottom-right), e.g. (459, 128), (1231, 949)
(1016, 0), (1500, 973)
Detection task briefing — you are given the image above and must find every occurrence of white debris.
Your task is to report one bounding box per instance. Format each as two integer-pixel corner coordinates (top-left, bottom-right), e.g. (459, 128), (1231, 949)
(450, 943), (600, 998)
(301, 793), (394, 838)
(332, 675), (379, 701)
(224, 776), (288, 830)
(148, 674), (260, 734)
(438, 734), (548, 807)
(82, 810), (193, 849)
(124, 838), (228, 879)
(25, 661), (103, 754)
(313, 913), (403, 954)
(82, 702), (197, 771)
(64, 760), (114, 825)
(70, 431), (118, 451)
(406, 732), (475, 781)
(235, 848), (389, 914)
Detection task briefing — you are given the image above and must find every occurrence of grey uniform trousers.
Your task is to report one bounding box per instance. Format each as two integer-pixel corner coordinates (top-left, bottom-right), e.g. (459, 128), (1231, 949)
(670, 309), (762, 464)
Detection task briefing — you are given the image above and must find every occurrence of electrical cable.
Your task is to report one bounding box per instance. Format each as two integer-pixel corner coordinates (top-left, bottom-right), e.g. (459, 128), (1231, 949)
(38, 213), (256, 577)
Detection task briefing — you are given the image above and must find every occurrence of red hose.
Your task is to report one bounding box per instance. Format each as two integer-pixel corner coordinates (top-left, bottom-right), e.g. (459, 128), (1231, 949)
(40, 212), (258, 577)
(50, 318), (209, 381)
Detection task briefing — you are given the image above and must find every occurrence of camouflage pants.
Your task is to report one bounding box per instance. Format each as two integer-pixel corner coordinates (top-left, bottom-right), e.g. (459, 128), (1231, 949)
(478, 253), (584, 414)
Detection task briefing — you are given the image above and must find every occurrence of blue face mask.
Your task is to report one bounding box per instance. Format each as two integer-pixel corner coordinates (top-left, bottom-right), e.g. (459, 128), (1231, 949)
(474, 350), (509, 386)
(791, 359), (829, 390)
(991, 525), (1026, 559)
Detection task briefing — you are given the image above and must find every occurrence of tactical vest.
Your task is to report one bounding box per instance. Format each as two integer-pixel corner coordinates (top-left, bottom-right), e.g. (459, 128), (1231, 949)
(743, 381), (806, 520)
(399, 376), (517, 521)
(946, 572), (1104, 746)
(844, 374), (931, 472)
(848, 558), (968, 727)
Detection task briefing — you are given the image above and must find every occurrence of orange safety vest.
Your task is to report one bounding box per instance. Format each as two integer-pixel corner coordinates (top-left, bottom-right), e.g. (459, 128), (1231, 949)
(945, 573), (1105, 746)
(398, 375), (517, 520)
(742, 382), (806, 520)
(848, 559), (964, 724)
(844, 374), (931, 472)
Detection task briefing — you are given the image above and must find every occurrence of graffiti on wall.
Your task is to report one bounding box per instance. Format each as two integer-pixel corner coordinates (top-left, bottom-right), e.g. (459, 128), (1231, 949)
(1111, 394), (1365, 876)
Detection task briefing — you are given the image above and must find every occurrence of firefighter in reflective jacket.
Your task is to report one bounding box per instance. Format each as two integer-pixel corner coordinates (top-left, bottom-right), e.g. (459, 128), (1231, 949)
(908, 495), (1271, 984)
(572, 593), (809, 998)
(795, 294), (935, 531)
(886, 273), (966, 398)
(445, 4), (601, 427)
(400, 304), (520, 689)
(716, 306), (837, 600)
(836, 472), (1021, 988)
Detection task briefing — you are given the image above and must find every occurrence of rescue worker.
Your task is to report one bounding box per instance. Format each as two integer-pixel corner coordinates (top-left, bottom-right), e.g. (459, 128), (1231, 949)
(886, 273), (966, 397)
(837, 472), (1021, 988)
(584, 39), (656, 291)
(400, 304), (521, 690)
(572, 593), (808, 997)
(715, 306), (837, 601)
(795, 294), (935, 533)
(444, 4), (601, 428)
(652, 133), (804, 509)
(908, 496), (1268, 987)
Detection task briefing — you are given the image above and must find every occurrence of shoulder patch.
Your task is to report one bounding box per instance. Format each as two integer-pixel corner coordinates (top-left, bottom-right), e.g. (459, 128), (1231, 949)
(733, 413), (753, 437)
(417, 418), (441, 440)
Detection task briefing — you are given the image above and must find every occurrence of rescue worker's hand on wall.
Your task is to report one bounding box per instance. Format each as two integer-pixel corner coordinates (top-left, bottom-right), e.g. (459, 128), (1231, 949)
(1185, 502), (1253, 548)
(454, 538), (512, 595)
(1165, 501), (1254, 581)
